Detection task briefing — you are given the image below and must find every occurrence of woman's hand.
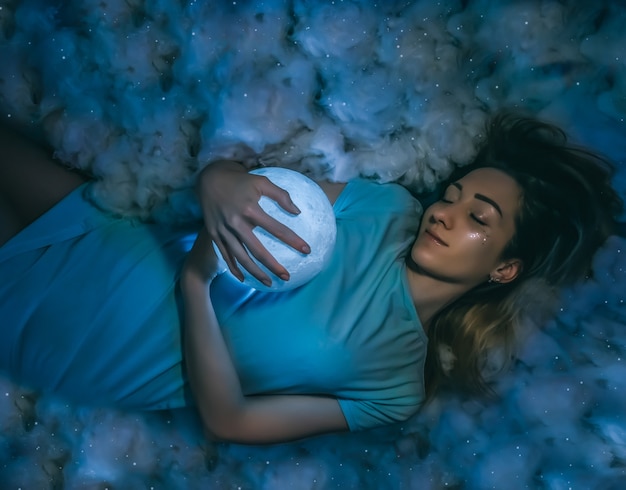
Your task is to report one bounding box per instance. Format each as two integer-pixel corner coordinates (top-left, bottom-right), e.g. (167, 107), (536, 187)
(182, 228), (221, 285)
(196, 160), (310, 286)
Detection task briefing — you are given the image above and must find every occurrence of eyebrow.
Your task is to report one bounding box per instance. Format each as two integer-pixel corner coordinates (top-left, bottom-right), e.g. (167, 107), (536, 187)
(452, 182), (503, 217)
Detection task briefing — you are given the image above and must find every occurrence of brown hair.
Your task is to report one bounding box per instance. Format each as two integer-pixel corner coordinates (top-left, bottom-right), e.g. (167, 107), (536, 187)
(424, 112), (623, 398)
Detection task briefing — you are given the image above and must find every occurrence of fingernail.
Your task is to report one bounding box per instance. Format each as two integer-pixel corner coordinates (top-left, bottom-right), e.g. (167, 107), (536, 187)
(262, 278), (272, 287)
(294, 205), (301, 214)
(302, 245), (311, 254)
(279, 272), (289, 281)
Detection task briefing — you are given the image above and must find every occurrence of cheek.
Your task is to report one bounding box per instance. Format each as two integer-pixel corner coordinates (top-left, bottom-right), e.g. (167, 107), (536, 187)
(459, 226), (488, 247)
(458, 232), (505, 271)
(467, 231), (484, 242)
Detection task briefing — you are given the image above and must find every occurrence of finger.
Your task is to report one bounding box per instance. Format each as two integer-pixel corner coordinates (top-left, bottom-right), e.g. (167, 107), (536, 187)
(222, 232), (275, 286)
(252, 210), (311, 255)
(214, 217), (279, 284)
(233, 226), (292, 281)
(254, 179), (311, 254)
(257, 178), (301, 215)
(213, 239), (244, 282)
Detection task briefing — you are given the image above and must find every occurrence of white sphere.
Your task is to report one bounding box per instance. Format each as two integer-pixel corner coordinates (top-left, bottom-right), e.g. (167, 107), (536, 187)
(226, 167), (337, 292)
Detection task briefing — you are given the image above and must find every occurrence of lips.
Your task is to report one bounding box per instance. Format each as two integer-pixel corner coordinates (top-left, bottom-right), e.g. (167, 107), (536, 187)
(425, 229), (449, 246)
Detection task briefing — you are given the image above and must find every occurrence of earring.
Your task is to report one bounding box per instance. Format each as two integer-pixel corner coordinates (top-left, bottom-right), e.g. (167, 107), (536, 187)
(488, 275), (501, 284)
(482, 236), (487, 245)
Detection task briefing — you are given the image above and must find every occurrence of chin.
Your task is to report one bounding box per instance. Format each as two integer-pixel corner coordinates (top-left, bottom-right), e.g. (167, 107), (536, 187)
(409, 248), (441, 276)
(408, 248), (467, 284)
(410, 243), (441, 268)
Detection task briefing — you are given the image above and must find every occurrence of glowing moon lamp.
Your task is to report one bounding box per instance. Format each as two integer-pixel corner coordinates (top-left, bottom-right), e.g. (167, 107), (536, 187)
(224, 167), (337, 292)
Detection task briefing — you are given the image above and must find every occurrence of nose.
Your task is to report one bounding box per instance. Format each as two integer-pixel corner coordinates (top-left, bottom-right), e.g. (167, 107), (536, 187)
(429, 202), (454, 229)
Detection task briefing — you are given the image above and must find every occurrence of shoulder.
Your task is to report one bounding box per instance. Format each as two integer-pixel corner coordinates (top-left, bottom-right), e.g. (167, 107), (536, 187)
(315, 180), (347, 206)
(334, 178), (421, 218)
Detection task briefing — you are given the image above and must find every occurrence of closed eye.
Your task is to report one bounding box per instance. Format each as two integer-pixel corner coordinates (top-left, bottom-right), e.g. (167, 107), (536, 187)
(440, 188), (458, 204)
(471, 214), (487, 226)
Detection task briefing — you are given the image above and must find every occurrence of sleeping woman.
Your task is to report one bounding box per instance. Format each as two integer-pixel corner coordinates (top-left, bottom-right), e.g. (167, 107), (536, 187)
(0, 113), (622, 443)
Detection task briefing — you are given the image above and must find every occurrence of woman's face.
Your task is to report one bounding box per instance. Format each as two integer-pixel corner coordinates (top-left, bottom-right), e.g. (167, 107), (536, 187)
(411, 167), (522, 287)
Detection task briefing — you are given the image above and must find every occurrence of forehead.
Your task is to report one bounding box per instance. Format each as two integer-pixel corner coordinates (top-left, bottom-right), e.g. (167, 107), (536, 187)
(457, 167), (521, 217)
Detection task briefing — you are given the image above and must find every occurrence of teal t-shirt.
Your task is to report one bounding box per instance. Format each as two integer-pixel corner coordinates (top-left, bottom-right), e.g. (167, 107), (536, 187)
(211, 179), (427, 430)
(0, 178), (427, 431)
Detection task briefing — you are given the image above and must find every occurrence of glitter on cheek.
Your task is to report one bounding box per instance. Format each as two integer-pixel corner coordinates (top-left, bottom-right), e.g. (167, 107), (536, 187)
(468, 231), (489, 244)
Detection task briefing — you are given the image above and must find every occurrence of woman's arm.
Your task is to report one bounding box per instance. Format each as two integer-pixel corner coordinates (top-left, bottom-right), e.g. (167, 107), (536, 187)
(181, 230), (348, 444)
(0, 122), (87, 246)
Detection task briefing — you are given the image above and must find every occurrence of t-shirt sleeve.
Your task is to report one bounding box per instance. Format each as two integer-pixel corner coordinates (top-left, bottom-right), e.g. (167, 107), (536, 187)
(337, 395), (422, 431)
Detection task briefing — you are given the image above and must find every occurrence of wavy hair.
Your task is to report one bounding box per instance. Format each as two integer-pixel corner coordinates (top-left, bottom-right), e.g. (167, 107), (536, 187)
(424, 112), (624, 398)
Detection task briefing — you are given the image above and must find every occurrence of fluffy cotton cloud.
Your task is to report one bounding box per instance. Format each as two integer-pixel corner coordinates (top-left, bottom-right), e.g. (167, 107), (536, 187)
(3, 0), (622, 219)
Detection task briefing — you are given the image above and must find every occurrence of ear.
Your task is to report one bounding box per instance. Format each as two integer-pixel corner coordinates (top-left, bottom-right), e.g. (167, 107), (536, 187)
(491, 259), (523, 284)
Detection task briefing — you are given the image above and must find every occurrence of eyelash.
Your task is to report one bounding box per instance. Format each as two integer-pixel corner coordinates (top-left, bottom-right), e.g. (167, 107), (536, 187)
(471, 214), (487, 226)
(439, 198), (487, 226)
